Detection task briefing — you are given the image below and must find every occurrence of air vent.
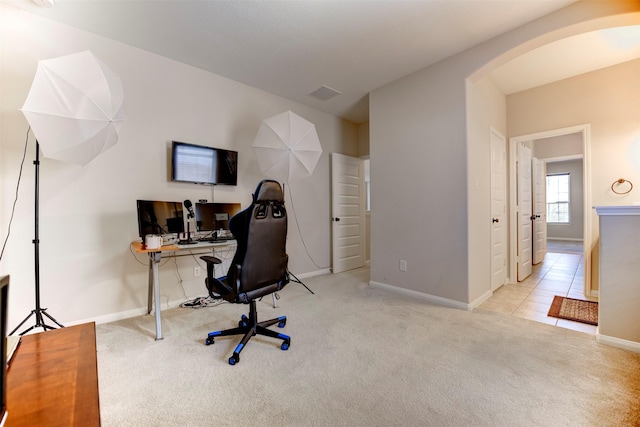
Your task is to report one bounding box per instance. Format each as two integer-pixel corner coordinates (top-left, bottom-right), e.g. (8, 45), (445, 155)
(308, 85), (341, 101)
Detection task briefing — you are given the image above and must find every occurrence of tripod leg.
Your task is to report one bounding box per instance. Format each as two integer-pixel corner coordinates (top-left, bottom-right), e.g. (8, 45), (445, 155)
(288, 270), (314, 294)
(10, 310), (37, 336)
(41, 308), (64, 328)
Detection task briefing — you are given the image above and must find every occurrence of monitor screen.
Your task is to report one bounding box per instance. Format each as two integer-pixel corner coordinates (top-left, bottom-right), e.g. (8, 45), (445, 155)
(195, 203), (242, 232)
(171, 141), (238, 186)
(136, 200), (185, 238)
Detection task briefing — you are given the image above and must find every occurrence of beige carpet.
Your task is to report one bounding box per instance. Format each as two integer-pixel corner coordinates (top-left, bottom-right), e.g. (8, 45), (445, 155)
(96, 268), (640, 426)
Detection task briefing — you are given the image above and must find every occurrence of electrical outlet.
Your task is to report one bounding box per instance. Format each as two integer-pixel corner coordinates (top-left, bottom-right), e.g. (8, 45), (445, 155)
(193, 266), (201, 277)
(400, 260), (407, 272)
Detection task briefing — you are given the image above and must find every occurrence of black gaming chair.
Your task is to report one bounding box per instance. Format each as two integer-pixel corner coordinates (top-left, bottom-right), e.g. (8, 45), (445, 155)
(200, 180), (290, 365)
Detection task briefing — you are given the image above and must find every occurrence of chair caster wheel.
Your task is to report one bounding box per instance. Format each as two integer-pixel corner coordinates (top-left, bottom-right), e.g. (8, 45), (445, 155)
(281, 340), (290, 351)
(205, 336), (215, 345)
(239, 314), (248, 327)
(229, 355), (239, 365)
(278, 320), (286, 328)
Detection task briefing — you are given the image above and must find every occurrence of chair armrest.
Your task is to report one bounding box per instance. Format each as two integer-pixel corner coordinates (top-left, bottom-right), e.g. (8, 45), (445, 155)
(200, 255), (222, 265)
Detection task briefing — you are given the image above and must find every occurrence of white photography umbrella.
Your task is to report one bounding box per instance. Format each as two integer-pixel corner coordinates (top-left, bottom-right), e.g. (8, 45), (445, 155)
(252, 111), (322, 297)
(253, 111), (322, 183)
(21, 50), (126, 166)
(12, 51), (126, 335)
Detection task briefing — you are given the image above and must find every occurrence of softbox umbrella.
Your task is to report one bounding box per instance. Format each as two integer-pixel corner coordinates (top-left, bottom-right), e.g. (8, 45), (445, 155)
(21, 50), (126, 166)
(253, 111), (322, 183)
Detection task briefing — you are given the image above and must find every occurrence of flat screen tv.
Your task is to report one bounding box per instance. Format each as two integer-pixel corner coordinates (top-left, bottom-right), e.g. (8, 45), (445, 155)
(136, 200), (185, 239)
(171, 141), (238, 186)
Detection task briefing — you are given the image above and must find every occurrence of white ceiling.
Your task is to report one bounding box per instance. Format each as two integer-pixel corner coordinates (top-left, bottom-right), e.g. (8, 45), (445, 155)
(4, 0), (640, 124)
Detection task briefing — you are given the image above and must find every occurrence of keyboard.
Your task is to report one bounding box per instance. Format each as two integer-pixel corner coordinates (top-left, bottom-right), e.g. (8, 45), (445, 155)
(199, 237), (234, 243)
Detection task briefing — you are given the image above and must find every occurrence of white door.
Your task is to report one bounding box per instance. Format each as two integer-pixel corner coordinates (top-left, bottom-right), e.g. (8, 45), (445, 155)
(331, 153), (365, 274)
(517, 143), (533, 281)
(490, 130), (507, 292)
(532, 157), (547, 265)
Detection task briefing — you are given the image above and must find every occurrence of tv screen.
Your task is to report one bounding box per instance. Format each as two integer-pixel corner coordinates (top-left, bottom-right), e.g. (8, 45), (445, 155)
(171, 141), (238, 186)
(136, 200), (185, 239)
(195, 202), (242, 232)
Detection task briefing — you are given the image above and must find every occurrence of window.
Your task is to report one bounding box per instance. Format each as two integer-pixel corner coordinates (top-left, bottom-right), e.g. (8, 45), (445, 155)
(546, 173), (570, 223)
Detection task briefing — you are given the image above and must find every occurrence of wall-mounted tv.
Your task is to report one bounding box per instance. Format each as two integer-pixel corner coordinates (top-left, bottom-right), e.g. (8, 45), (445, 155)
(171, 141), (238, 186)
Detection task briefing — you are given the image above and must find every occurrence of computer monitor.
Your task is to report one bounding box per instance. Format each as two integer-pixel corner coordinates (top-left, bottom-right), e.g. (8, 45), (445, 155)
(195, 203), (242, 232)
(136, 200), (185, 238)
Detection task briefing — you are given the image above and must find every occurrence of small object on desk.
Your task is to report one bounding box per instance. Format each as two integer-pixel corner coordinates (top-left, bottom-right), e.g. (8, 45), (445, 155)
(144, 234), (163, 250)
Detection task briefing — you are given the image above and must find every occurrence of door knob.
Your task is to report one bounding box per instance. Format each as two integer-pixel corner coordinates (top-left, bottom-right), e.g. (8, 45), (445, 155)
(333, 217), (340, 222)
(492, 218), (499, 223)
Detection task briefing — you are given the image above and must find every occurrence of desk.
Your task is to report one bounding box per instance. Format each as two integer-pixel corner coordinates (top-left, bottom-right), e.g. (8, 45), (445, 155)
(131, 240), (236, 340)
(6, 323), (100, 426)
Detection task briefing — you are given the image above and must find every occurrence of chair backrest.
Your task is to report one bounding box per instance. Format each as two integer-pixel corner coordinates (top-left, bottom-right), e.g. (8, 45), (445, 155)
(227, 180), (288, 302)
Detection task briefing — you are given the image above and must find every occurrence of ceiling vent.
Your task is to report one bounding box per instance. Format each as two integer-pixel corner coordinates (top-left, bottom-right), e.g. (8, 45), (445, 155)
(308, 85), (341, 101)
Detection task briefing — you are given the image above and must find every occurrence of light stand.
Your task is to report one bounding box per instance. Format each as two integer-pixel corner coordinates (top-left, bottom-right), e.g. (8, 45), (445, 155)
(283, 183), (314, 295)
(10, 141), (64, 335)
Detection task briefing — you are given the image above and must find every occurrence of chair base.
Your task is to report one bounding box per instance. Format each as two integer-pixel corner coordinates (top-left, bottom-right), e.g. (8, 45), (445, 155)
(205, 299), (290, 365)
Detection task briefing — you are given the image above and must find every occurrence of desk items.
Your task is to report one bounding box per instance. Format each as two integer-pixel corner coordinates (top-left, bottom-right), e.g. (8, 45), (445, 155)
(144, 234), (163, 249)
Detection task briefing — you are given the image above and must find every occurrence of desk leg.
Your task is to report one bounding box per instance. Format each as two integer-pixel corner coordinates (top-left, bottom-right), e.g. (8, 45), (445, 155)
(147, 256), (154, 315)
(150, 251), (163, 340)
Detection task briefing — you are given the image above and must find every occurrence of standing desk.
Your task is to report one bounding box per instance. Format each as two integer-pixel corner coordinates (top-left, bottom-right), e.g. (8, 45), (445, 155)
(131, 240), (236, 340)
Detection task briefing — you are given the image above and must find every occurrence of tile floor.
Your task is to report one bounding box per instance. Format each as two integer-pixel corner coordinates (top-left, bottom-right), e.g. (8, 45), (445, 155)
(478, 240), (597, 335)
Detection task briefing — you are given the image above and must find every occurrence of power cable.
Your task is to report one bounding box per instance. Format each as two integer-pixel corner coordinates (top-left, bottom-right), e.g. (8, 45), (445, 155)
(0, 127), (31, 263)
(286, 184), (329, 269)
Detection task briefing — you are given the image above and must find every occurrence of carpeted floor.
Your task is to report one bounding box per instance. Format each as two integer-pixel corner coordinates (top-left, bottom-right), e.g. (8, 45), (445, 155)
(96, 268), (640, 426)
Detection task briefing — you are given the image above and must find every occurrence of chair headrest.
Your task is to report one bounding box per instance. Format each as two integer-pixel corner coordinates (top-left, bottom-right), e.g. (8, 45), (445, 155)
(254, 180), (284, 203)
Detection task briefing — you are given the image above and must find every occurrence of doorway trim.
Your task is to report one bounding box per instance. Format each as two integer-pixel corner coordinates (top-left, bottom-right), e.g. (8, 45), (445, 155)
(508, 124), (592, 295)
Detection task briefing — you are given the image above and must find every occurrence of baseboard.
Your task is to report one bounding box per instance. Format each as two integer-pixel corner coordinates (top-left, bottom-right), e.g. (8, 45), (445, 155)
(67, 296), (204, 326)
(547, 238), (584, 242)
(369, 281), (470, 311)
(469, 289), (493, 309)
(294, 268), (331, 280)
(596, 330), (640, 353)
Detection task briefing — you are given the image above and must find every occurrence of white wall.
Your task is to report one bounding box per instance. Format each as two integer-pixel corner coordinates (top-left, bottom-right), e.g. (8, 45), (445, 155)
(0, 5), (358, 327)
(369, 1), (639, 306)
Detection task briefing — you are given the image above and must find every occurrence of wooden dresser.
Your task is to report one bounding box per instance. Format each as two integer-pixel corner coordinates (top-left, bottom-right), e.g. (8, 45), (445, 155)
(6, 322), (100, 426)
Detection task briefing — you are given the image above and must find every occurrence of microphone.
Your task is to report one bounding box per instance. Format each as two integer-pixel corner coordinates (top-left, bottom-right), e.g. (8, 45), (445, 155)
(184, 199), (195, 219)
(180, 199), (198, 245)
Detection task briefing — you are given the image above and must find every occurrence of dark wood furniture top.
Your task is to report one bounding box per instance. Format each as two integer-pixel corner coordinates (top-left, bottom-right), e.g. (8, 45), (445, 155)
(6, 322), (100, 426)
